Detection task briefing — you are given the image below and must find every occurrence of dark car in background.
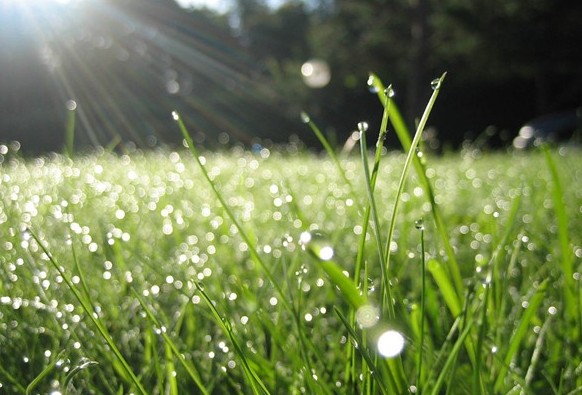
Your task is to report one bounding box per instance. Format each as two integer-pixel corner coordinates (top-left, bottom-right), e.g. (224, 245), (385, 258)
(513, 109), (582, 149)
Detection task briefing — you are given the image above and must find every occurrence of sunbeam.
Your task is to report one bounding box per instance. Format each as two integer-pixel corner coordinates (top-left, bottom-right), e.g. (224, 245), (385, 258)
(0, 0), (301, 152)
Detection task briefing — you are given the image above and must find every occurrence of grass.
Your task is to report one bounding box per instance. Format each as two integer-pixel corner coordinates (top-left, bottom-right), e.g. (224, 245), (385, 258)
(1, 77), (581, 394)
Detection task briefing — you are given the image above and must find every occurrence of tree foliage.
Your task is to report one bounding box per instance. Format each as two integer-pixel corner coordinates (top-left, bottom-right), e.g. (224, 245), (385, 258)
(0, 0), (580, 151)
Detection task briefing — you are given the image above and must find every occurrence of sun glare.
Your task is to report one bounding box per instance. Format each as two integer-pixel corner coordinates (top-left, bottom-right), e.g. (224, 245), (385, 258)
(1, 0), (293, 149)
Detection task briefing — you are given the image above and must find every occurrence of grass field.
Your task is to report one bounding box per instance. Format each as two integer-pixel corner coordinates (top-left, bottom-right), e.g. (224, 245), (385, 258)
(1, 139), (580, 394)
(1, 76), (581, 394)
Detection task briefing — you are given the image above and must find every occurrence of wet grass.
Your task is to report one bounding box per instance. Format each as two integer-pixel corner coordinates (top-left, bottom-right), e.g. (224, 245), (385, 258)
(1, 84), (582, 393)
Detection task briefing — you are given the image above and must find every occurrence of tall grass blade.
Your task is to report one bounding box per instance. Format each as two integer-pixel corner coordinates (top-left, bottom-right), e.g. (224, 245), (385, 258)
(65, 101), (76, 159)
(301, 241), (366, 309)
(417, 221), (427, 392)
(132, 289), (210, 395)
(28, 229), (148, 395)
(542, 145), (575, 322)
(173, 111), (292, 312)
(370, 73), (463, 300)
(427, 258), (461, 317)
(0, 364), (27, 394)
(334, 307), (391, 395)
(63, 358), (99, 395)
(358, 123), (391, 315)
(494, 279), (549, 392)
(196, 283), (271, 395)
(381, 72), (450, 295)
(25, 350), (67, 395)
(429, 319), (474, 395)
(300, 111), (355, 195)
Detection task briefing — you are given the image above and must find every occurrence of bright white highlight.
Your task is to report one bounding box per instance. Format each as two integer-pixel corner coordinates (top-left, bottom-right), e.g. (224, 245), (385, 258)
(301, 59), (331, 88)
(318, 246), (334, 261)
(377, 330), (405, 358)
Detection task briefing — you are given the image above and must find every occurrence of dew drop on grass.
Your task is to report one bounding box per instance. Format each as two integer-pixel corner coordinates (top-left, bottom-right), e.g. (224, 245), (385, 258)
(66, 100), (77, 111)
(357, 121), (369, 134)
(548, 306), (557, 315)
(300, 112), (311, 124)
(415, 219), (424, 231)
(384, 85), (395, 98)
(299, 231), (334, 261)
(367, 75), (379, 93)
(171, 111), (180, 121)
(377, 329), (405, 358)
(430, 78), (441, 90)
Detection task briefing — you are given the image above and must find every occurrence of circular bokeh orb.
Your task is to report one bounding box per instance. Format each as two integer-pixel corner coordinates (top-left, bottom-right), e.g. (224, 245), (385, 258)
(301, 59), (331, 88)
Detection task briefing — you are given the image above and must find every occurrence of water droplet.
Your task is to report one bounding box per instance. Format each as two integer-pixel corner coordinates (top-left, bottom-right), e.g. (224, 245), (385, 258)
(430, 78), (441, 91)
(384, 85), (395, 98)
(299, 231), (334, 261)
(66, 100), (77, 111)
(377, 329), (405, 358)
(171, 111), (180, 121)
(415, 219), (424, 231)
(357, 121), (369, 133)
(367, 75), (379, 93)
(300, 112), (311, 124)
(548, 306), (557, 315)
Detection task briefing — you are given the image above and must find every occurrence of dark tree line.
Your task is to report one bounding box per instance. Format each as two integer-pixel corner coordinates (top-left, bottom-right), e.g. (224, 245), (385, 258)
(1, 0), (580, 153)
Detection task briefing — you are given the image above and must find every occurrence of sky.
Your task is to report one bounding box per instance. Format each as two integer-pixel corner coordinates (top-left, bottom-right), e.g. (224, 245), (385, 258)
(174, 0), (233, 13)
(174, 0), (288, 13)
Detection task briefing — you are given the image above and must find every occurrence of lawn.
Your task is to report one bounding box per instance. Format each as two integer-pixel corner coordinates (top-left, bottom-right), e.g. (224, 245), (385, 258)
(1, 138), (580, 394)
(1, 77), (581, 394)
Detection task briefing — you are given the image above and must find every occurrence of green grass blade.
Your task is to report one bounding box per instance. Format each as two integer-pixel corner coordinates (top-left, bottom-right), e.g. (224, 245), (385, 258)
(358, 123), (392, 314)
(381, 72), (448, 294)
(173, 111), (292, 312)
(427, 258), (461, 317)
(417, 221), (427, 392)
(26, 350), (67, 395)
(65, 101), (76, 159)
(429, 319), (475, 395)
(132, 289), (210, 395)
(0, 364), (27, 394)
(299, 232), (366, 309)
(63, 358), (99, 395)
(370, 73), (463, 300)
(542, 145), (575, 321)
(196, 283), (271, 395)
(29, 229), (148, 395)
(494, 279), (549, 392)
(301, 111), (356, 195)
(334, 307), (391, 395)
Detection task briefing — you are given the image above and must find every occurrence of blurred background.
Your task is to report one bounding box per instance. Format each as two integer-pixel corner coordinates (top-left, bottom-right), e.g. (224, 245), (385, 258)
(1, 0), (581, 153)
